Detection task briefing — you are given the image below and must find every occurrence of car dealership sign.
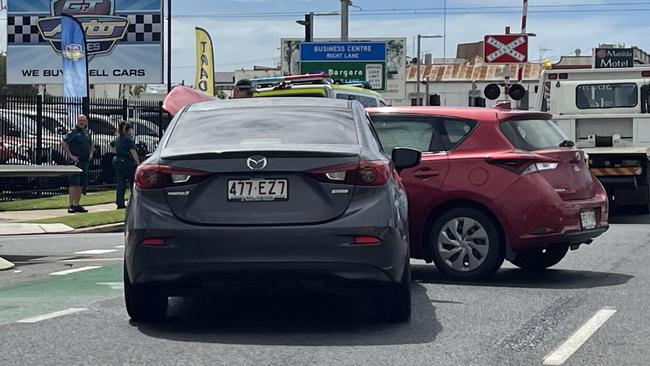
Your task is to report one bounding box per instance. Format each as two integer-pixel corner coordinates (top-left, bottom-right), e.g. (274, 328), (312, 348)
(6, 0), (163, 84)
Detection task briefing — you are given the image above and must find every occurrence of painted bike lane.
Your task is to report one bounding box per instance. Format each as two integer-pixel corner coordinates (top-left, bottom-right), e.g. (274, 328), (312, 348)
(0, 264), (122, 324)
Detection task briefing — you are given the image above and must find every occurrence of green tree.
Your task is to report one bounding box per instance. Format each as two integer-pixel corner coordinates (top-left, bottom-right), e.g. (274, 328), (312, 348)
(0, 54), (39, 95)
(215, 89), (227, 99)
(128, 84), (146, 99)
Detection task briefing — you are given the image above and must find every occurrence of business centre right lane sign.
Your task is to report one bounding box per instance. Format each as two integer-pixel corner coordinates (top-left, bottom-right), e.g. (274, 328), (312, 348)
(300, 42), (386, 91)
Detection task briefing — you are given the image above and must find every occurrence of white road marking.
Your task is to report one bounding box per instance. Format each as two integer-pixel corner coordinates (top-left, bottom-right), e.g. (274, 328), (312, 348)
(49, 265), (102, 276)
(61, 258), (122, 263)
(16, 308), (87, 323)
(97, 282), (124, 290)
(115, 245), (125, 249)
(543, 308), (617, 365)
(74, 249), (118, 255)
(13, 270), (23, 273)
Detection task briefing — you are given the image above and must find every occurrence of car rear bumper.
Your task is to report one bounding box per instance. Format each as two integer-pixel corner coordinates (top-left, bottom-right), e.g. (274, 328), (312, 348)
(497, 175), (609, 251)
(131, 262), (397, 293)
(125, 193), (409, 289)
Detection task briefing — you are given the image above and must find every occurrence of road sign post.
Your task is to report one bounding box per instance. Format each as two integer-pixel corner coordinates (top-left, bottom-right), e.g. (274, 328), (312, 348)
(484, 32), (529, 104)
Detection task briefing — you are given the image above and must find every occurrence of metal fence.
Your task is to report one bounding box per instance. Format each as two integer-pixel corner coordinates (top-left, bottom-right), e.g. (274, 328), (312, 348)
(0, 95), (172, 201)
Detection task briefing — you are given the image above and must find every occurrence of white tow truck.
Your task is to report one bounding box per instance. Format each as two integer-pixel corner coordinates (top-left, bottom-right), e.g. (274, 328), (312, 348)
(534, 67), (650, 213)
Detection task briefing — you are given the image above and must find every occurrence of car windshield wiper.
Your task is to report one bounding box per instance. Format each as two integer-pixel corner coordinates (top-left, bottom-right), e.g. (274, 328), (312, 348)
(559, 140), (575, 148)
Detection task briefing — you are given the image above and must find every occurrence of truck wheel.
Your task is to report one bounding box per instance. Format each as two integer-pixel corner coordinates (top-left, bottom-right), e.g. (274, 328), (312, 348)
(510, 244), (569, 271)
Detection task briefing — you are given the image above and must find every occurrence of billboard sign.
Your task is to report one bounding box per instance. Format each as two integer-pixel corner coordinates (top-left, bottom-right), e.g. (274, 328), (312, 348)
(594, 48), (634, 69)
(282, 38), (407, 100)
(7, 0), (163, 84)
(483, 34), (529, 64)
(300, 41), (386, 91)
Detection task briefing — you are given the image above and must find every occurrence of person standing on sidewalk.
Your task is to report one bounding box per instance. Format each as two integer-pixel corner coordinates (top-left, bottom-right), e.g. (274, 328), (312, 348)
(232, 79), (254, 99)
(61, 114), (93, 213)
(110, 121), (140, 209)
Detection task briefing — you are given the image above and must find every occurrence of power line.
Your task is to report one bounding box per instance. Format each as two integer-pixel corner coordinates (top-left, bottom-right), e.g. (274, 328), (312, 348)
(168, 5), (650, 19)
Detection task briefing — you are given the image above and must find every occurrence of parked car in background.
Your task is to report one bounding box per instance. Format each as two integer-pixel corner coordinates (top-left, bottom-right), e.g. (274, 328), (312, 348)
(0, 111), (62, 164)
(367, 106), (609, 280)
(125, 98), (420, 323)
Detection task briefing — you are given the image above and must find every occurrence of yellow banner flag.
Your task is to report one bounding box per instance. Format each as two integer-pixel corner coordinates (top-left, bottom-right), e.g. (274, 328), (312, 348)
(195, 27), (215, 96)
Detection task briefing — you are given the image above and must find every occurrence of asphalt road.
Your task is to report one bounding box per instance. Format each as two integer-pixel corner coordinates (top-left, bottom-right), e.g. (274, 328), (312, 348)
(0, 215), (649, 366)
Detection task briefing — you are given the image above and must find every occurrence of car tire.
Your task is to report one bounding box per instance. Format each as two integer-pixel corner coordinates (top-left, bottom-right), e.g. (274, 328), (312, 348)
(510, 244), (569, 271)
(429, 207), (505, 281)
(123, 262), (168, 322)
(373, 258), (411, 323)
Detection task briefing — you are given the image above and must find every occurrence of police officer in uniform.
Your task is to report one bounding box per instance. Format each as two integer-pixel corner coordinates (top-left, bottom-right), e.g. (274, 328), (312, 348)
(61, 114), (93, 213)
(110, 121), (140, 209)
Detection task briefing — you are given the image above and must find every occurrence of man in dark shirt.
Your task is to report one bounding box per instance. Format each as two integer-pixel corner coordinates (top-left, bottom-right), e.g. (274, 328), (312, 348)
(232, 79), (253, 99)
(61, 114), (93, 213)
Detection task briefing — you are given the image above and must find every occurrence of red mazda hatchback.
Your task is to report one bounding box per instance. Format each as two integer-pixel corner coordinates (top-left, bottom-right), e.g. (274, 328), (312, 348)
(367, 106), (609, 280)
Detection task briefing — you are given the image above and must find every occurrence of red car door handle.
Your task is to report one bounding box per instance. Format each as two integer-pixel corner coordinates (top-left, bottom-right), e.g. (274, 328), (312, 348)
(413, 170), (441, 178)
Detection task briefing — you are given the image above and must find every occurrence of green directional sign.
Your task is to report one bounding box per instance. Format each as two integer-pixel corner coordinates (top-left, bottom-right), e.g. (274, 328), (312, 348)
(300, 61), (386, 90)
(300, 41), (387, 91)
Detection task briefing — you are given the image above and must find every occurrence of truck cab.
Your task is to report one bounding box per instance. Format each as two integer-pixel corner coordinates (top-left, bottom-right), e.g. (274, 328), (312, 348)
(534, 67), (650, 213)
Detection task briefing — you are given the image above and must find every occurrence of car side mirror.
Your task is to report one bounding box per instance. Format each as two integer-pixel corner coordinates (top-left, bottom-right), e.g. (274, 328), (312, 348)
(392, 147), (421, 171)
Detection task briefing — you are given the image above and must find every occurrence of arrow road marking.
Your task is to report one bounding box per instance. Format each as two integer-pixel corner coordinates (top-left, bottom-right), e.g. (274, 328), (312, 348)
(543, 308), (617, 365)
(486, 36), (527, 62)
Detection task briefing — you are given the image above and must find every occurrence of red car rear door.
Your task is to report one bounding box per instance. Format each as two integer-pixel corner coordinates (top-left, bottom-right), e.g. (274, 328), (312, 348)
(371, 114), (450, 255)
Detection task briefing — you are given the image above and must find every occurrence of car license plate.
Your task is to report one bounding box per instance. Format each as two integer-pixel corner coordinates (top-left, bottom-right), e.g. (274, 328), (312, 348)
(580, 210), (597, 230)
(227, 179), (288, 202)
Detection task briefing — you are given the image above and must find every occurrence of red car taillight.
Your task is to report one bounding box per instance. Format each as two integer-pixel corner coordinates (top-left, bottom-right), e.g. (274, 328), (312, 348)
(307, 161), (391, 186)
(486, 154), (558, 176)
(135, 164), (209, 189)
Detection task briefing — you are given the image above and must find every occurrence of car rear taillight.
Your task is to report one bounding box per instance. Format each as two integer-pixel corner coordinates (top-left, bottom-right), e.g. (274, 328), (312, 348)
(307, 161), (391, 186)
(135, 164), (209, 189)
(486, 154), (558, 176)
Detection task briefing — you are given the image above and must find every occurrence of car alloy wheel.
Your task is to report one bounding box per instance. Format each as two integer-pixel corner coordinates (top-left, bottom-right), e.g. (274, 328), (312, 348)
(438, 217), (489, 272)
(430, 207), (504, 281)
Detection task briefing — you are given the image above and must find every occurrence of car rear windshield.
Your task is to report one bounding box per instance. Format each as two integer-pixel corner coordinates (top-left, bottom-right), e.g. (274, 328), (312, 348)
(167, 106), (358, 148)
(500, 119), (569, 151)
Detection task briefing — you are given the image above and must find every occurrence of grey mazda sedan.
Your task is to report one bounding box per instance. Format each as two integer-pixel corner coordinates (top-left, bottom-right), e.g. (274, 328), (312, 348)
(124, 98), (420, 323)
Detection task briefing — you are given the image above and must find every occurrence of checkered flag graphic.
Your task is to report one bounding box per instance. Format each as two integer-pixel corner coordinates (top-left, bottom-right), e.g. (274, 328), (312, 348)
(123, 14), (162, 43)
(7, 16), (43, 44)
(7, 14), (163, 45)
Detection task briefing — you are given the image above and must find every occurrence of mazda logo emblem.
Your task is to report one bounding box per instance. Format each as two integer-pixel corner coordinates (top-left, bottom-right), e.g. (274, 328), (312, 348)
(246, 156), (267, 170)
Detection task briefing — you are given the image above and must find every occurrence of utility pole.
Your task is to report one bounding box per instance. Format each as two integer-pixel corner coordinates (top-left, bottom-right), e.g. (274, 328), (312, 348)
(167, 0), (172, 93)
(443, 0), (447, 63)
(416, 35), (421, 106)
(416, 34), (442, 106)
(340, 0), (350, 41)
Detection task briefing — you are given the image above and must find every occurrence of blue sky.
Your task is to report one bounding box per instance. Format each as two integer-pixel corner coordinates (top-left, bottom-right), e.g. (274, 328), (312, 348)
(2, 0), (649, 85)
(165, 0), (650, 84)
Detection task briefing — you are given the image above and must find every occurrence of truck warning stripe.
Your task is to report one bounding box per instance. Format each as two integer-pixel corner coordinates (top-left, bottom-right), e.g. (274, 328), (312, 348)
(591, 167), (642, 176)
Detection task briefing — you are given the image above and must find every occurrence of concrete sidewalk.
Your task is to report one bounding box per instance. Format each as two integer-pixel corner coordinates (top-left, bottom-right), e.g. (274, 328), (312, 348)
(0, 203), (118, 236)
(0, 203), (116, 223)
